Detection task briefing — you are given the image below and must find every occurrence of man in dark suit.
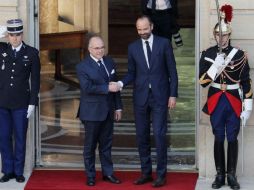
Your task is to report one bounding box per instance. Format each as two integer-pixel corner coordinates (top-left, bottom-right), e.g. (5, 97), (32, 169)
(113, 15), (178, 187)
(0, 19), (40, 183)
(141, 0), (183, 47)
(76, 35), (123, 186)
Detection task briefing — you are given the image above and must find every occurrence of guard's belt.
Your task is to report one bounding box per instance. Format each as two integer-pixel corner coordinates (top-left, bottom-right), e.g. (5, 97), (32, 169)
(211, 82), (240, 90)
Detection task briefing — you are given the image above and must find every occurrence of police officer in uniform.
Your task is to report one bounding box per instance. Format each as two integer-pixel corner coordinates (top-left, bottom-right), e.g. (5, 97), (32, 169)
(0, 19), (40, 183)
(199, 5), (252, 190)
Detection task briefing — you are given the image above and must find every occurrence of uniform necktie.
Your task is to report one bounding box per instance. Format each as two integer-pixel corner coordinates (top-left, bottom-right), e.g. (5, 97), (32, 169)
(145, 41), (152, 64)
(13, 49), (16, 58)
(97, 60), (109, 79)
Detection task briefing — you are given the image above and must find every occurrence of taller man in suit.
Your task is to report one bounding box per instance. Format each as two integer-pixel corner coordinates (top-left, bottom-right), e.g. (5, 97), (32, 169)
(114, 15), (178, 187)
(0, 19), (40, 183)
(76, 35), (123, 186)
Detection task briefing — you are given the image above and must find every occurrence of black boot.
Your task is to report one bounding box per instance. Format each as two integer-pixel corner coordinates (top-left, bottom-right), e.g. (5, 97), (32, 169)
(227, 140), (240, 190)
(212, 141), (225, 189)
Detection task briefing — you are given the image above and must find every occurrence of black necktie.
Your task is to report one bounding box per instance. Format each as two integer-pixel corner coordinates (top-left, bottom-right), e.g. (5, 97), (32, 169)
(152, 0), (156, 12)
(97, 60), (108, 79)
(145, 41), (152, 64)
(13, 49), (17, 58)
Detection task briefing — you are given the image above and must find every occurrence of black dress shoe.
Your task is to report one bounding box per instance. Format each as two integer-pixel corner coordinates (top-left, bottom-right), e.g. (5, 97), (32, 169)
(152, 177), (166, 187)
(86, 177), (95, 186)
(133, 175), (153, 185)
(16, 175), (25, 183)
(0, 173), (16, 183)
(103, 175), (121, 184)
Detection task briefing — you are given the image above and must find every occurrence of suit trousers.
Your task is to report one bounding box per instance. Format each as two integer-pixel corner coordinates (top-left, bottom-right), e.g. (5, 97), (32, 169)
(82, 113), (114, 178)
(134, 90), (168, 178)
(0, 108), (28, 175)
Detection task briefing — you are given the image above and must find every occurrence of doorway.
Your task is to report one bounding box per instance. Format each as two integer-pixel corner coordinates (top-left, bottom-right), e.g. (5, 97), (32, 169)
(37, 0), (196, 171)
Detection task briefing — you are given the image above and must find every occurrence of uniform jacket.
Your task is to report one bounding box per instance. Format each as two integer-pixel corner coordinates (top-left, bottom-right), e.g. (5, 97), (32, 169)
(0, 42), (40, 109)
(122, 35), (178, 106)
(76, 55), (122, 121)
(199, 45), (253, 117)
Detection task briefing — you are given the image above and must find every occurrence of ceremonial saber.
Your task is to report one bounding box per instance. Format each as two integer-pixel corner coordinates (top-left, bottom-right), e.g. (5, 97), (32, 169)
(240, 88), (244, 174)
(241, 120), (244, 174)
(215, 0), (222, 54)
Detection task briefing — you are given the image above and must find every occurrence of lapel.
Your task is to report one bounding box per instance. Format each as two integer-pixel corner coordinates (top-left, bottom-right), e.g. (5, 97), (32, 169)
(88, 55), (109, 82)
(6, 44), (15, 60)
(150, 35), (159, 69)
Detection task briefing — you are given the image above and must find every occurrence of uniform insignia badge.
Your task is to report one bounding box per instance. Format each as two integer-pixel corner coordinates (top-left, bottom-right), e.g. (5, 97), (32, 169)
(2, 53), (7, 57)
(230, 61), (234, 69)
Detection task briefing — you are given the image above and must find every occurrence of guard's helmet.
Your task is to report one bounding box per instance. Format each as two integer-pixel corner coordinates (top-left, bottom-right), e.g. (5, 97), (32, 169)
(214, 4), (233, 35)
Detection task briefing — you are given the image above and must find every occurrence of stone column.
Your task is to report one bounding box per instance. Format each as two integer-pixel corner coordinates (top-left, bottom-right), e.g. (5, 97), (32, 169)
(83, 0), (108, 51)
(39, 0), (58, 33)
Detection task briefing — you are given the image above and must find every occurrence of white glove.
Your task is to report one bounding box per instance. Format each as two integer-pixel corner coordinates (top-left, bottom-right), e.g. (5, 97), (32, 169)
(240, 110), (251, 127)
(207, 53), (225, 80)
(0, 25), (7, 38)
(214, 53), (225, 68)
(27, 105), (35, 118)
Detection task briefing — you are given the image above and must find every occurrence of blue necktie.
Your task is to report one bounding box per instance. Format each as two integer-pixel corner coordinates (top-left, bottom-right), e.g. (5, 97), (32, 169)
(97, 60), (108, 80)
(145, 41), (151, 64)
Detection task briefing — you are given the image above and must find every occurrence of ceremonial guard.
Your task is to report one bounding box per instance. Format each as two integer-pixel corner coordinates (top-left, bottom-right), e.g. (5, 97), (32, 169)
(199, 5), (252, 190)
(0, 19), (40, 183)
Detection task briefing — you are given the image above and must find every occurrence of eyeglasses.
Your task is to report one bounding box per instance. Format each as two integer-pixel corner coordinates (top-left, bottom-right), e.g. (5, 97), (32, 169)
(90, 46), (105, 50)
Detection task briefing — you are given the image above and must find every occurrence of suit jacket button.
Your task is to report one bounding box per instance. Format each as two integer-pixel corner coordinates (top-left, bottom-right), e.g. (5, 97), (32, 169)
(10, 83), (13, 86)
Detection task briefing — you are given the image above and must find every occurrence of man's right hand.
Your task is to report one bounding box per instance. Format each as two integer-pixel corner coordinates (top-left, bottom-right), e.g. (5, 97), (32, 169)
(108, 82), (121, 92)
(214, 53), (225, 69)
(207, 53), (225, 80)
(0, 25), (7, 38)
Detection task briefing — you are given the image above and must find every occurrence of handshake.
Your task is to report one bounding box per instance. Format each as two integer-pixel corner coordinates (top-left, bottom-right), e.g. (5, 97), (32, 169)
(108, 81), (122, 92)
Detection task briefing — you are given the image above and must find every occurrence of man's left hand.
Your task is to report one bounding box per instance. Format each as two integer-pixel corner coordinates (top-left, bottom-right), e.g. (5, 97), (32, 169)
(168, 97), (176, 109)
(114, 110), (122, 121)
(240, 110), (251, 127)
(27, 105), (35, 118)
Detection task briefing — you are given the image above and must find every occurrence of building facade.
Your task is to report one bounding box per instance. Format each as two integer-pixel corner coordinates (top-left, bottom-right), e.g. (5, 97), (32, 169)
(0, 0), (253, 187)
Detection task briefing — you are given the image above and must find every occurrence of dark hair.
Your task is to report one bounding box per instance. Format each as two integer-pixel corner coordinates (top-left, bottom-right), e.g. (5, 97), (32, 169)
(136, 15), (153, 25)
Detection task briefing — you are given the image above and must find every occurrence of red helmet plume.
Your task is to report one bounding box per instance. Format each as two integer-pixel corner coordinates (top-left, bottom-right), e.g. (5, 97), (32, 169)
(220, 4), (233, 23)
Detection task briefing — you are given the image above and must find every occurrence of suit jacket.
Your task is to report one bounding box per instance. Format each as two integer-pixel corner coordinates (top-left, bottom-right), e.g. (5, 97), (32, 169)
(199, 45), (252, 117)
(76, 55), (122, 121)
(0, 42), (40, 109)
(122, 35), (178, 106)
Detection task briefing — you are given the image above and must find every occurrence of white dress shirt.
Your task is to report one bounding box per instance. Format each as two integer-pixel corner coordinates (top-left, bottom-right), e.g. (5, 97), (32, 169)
(147, 0), (172, 10)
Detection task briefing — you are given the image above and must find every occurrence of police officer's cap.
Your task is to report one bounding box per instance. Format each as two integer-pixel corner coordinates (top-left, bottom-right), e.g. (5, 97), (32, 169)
(7, 19), (23, 34)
